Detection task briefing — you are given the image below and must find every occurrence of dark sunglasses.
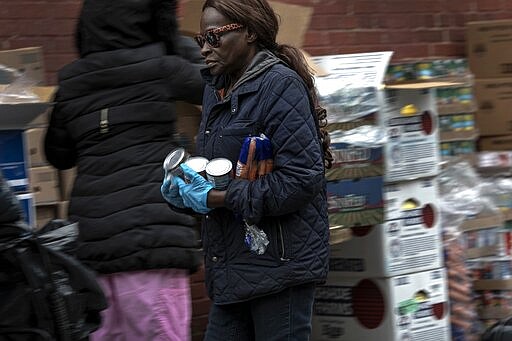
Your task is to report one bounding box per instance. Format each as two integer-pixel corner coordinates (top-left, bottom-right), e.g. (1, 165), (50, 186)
(194, 23), (244, 48)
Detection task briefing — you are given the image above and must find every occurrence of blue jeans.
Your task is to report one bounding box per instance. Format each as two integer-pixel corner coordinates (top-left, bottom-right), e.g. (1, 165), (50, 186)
(204, 283), (316, 341)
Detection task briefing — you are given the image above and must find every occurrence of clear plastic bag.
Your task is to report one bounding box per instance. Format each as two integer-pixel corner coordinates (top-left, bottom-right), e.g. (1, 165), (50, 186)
(244, 221), (269, 255)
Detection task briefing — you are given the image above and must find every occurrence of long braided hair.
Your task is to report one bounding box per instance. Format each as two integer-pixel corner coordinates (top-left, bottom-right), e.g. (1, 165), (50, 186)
(202, 0), (333, 169)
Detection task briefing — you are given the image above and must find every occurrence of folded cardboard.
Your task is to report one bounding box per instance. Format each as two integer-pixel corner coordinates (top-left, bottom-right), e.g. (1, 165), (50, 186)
(467, 19), (512, 78)
(0, 85), (56, 129)
(35, 204), (59, 229)
(0, 47), (45, 84)
(59, 168), (76, 201)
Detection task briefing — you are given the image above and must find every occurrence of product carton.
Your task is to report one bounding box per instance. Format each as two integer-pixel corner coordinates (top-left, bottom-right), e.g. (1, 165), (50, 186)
(474, 78), (512, 136)
(380, 87), (440, 182)
(467, 20), (512, 78)
(329, 178), (442, 278)
(312, 268), (450, 341)
(479, 134), (512, 151)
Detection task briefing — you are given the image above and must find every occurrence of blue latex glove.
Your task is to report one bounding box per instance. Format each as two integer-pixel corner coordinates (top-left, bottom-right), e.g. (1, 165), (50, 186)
(174, 164), (214, 214)
(160, 171), (185, 209)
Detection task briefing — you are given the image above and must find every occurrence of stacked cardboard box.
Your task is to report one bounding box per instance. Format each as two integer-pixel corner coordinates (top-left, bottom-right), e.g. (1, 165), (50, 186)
(467, 20), (512, 150)
(310, 52), (451, 340)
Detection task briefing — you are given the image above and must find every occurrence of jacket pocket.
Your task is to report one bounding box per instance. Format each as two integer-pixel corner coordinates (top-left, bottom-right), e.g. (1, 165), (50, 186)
(214, 121), (259, 161)
(274, 220), (293, 262)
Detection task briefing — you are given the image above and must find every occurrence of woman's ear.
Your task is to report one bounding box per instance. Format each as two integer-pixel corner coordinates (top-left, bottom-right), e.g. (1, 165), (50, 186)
(246, 31), (257, 43)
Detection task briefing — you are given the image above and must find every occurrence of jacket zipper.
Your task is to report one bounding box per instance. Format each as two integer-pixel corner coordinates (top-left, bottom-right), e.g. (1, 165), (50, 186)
(278, 222), (290, 261)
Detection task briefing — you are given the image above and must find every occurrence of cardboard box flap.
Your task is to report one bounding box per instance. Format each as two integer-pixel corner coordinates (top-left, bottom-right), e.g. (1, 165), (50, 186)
(0, 85), (57, 128)
(180, 0), (313, 48)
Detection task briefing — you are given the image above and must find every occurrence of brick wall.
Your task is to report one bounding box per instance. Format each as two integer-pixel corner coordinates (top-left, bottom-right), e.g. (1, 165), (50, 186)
(2, 0), (512, 84)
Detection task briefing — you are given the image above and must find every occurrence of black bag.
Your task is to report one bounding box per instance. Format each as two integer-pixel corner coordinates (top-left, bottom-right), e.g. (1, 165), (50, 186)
(481, 316), (512, 341)
(0, 220), (107, 341)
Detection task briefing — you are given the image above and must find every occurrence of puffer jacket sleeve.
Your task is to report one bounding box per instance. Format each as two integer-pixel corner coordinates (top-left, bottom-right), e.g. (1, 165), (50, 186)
(161, 55), (205, 105)
(224, 73), (325, 224)
(44, 90), (78, 170)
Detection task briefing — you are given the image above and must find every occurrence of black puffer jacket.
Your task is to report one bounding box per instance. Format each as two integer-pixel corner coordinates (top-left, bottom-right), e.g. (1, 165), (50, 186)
(44, 42), (205, 274)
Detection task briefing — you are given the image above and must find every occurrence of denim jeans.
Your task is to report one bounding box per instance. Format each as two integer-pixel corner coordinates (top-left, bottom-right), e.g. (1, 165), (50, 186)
(204, 283), (316, 341)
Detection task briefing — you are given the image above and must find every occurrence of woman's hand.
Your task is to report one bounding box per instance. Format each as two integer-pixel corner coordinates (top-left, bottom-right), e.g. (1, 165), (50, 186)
(174, 164), (214, 214)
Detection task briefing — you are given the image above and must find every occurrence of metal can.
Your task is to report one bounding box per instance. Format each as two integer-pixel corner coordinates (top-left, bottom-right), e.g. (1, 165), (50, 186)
(184, 156), (209, 178)
(163, 147), (190, 180)
(205, 158), (233, 190)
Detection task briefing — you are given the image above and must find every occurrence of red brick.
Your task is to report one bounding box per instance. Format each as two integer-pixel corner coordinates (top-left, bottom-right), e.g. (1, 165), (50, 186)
(192, 298), (212, 317)
(44, 53), (76, 72)
(303, 30), (330, 47)
(353, 1), (384, 14)
(477, 0), (504, 11)
(415, 29), (444, 43)
(383, 31), (415, 44)
(379, 14), (411, 29)
(431, 42), (465, 57)
(312, 0), (347, 15)
(190, 282), (208, 300)
(356, 15), (381, 29)
(191, 315), (209, 332)
(0, 3), (50, 19)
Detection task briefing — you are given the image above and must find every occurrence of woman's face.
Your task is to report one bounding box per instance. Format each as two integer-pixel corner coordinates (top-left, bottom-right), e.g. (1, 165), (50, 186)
(198, 7), (257, 79)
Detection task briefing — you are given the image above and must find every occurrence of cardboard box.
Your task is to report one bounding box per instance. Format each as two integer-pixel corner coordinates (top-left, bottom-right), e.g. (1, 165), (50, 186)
(35, 204), (59, 229)
(59, 168), (76, 201)
(329, 178), (442, 278)
(0, 47), (45, 84)
(29, 166), (60, 204)
(0, 130), (29, 192)
(479, 134), (512, 151)
(312, 268), (450, 341)
(467, 20), (512, 78)
(24, 127), (48, 167)
(381, 88), (440, 182)
(474, 78), (512, 136)
(57, 200), (69, 220)
(0, 86), (56, 129)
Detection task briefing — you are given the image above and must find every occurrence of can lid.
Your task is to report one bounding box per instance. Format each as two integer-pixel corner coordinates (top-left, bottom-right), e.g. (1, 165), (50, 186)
(185, 157), (209, 173)
(206, 158), (232, 176)
(163, 147), (187, 171)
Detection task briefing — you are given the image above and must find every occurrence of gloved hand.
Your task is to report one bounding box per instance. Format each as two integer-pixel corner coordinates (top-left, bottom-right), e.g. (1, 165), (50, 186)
(161, 172), (185, 209)
(174, 164), (214, 214)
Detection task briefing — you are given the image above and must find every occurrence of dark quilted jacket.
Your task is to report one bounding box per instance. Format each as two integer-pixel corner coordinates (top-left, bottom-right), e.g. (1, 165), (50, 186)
(196, 51), (329, 304)
(44, 43), (205, 274)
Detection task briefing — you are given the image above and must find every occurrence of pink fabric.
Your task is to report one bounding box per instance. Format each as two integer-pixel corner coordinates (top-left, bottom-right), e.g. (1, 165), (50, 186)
(90, 268), (191, 341)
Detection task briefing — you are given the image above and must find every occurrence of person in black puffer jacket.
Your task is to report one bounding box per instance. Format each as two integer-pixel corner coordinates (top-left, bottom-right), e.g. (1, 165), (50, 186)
(44, 0), (205, 340)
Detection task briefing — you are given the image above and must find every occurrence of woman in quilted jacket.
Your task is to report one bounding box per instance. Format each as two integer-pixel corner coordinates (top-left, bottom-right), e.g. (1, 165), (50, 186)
(44, 0), (205, 340)
(162, 0), (332, 339)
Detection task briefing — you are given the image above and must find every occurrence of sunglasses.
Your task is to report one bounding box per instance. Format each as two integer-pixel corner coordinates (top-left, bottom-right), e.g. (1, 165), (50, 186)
(194, 23), (244, 48)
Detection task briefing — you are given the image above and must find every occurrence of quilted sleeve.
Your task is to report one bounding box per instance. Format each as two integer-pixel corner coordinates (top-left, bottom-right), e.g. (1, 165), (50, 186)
(224, 72), (324, 224)
(44, 91), (78, 170)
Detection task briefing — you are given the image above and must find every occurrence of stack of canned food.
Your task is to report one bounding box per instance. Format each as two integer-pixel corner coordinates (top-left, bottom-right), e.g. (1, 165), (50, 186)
(386, 58), (468, 83)
(163, 147), (233, 190)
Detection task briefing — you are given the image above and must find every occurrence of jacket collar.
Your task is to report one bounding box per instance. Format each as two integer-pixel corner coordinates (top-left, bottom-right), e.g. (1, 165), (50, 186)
(201, 50), (282, 97)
